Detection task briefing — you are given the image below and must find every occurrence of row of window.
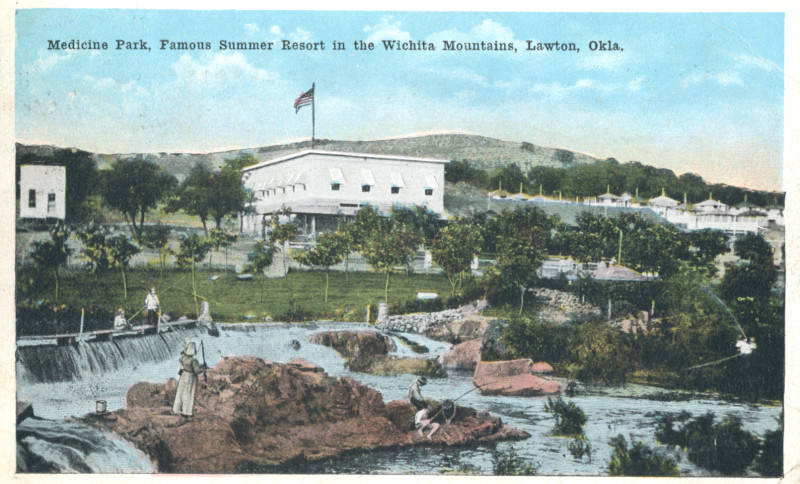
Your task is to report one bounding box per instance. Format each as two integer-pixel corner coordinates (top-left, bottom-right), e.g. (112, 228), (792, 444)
(28, 189), (57, 211)
(335, 183), (433, 196)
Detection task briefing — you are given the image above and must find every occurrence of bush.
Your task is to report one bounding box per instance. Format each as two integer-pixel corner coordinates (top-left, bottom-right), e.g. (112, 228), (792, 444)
(544, 396), (586, 436)
(754, 424), (783, 477)
(568, 436), (593, 462)
(16, 301), (114, 336)
(607, 434), (679, 476)
(390, 297), (444, 315)
(655, 412), (760, 475)
(492, 446), (539, 475)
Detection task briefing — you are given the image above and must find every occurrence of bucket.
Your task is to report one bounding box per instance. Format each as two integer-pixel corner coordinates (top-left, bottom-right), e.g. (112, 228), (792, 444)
(95, 400), (107, 414)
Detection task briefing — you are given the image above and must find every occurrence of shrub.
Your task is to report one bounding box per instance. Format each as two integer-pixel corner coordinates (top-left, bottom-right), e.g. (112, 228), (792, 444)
(607, 434), (679, 476)
(568, 436), (593, 462)
(655, 412), (760, 475)
(544, 396), (586, 436)
(754, 424), (783, 477)
(492, 446), (539, 475)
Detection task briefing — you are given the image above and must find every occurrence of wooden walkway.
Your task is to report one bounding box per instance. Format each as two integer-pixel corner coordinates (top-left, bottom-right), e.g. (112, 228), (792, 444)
(16, 319), (199, 347)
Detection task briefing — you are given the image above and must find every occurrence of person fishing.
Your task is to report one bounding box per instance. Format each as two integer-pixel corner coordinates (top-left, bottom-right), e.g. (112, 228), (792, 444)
(172, 341), (207, 418)
(113, 308), (130, 330)
(407, 376), (428, 410)
(144, 287), (160, 327)
(414, 405), (442, 440)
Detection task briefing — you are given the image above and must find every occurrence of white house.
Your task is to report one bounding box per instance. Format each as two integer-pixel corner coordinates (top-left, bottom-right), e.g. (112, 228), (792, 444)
(241, 150), (448, 237)
(19, 164), (66, 220)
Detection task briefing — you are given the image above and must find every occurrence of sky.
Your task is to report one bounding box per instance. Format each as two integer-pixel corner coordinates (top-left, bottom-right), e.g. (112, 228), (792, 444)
(14, 10), (785, 191)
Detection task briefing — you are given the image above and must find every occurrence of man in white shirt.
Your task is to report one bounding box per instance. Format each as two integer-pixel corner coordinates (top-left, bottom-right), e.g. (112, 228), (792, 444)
(144, 287), (160, 327)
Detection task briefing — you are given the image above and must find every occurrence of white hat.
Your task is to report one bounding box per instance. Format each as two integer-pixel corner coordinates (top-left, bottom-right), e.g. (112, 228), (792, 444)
(184, 342), (196, 356)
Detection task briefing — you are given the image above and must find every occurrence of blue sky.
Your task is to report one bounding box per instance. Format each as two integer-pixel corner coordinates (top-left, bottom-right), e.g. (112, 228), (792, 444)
(15, 10), (784, 191)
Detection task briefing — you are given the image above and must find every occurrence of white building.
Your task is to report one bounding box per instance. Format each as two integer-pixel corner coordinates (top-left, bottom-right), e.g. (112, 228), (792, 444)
(241, 150), (448, 237)
(19, 164), (66, 219)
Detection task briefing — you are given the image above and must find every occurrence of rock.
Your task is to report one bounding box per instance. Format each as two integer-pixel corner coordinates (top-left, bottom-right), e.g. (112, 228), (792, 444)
(480, 319), (511, 361)
(81, 356), (528, 473)
(440, 339), (482, 370)
(529, 288), (602, 325)
(365, 356), (446, 378)
(425, 315), (493, 344)
(473, 359), (563, 396)
(531, 362), (554, 374)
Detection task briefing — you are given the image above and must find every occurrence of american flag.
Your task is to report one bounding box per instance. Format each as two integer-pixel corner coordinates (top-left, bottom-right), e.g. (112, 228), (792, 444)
(294, 86), (314, 113)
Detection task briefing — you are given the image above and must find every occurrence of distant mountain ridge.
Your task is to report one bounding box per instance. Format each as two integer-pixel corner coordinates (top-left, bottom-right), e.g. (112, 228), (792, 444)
(16, 134), (603, 181)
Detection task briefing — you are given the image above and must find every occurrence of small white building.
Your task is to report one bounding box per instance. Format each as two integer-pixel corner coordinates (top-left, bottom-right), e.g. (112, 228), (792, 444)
(19, 164), (66, 219)
(241, 150), (448, 237)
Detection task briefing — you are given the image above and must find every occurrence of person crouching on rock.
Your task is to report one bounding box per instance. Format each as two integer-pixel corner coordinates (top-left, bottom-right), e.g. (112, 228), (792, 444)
(408, 376), (427, 410)
(415, 405), (440, 440)
(172, 342), (207, 418)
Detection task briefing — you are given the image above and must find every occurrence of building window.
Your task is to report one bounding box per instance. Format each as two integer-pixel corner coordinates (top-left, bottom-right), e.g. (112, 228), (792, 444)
(391, 186), (400, 194)
(331, 183), (341, 191)
(425, 188), (434, 196)
(47, 193), (56, 213)
(28, 189), (36, 208)
(362, 184), (371, 193)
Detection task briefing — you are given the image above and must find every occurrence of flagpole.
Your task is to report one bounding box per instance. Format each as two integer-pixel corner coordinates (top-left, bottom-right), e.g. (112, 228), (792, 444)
(311, 82), (315, 149)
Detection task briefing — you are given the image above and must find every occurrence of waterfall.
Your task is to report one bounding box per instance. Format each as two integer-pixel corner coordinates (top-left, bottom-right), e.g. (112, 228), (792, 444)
(17, 417), (155, 473)
(17, 329), (206, 384)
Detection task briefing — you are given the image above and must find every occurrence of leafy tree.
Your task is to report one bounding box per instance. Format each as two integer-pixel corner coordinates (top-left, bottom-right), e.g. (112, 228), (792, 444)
(607, 435), (679, 476)
(76, 223), (115, 273)
(688, 229), (729, 275)
(207, 228), (237, 268)
(140, 224), (172, 277)
(30, 222), (72, 300)
(167, 163), (214, 234)
(570, 322), (633, 384)
(176, 233), (211, 314)
(720, 233), (776, 303)
(489, 163), (526, 192)
(107, 234), (140, 300)
(430, 218), (483, 297)
(361, 221), (422, 304)
(389, 205), (442, 246)
(246, 239), (275, 303)
(208, 166), (249, 230)
(495, 227), (546, 314)
(268, 208), (299, 277)
(102, 158), (177, 238)
(291, 231), (347, 302)
(543, 396), (586, 436)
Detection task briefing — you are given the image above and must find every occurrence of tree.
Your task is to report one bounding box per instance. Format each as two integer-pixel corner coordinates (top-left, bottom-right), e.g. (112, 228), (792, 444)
(543, 396), (586, 436)
(495, 227), (546, 314)
(107, 234), (140, 300)
(389, 205), (442, 247)
(102, 158), (177, 238)
(30, 222), (72, 300)
(176, 233), (211, 315)
(291, 231), (347, 302)
(140, 224), (172, 278)
(361, 222), (422, 304)
(688, 229), (729, 275)
(268, 208), (299, 277)
(207, 166), (249, 230)
(720, 233), (777, 303)
(430, 218), (483, 297)
(167, 163), (214, 234)
(247, 239), (275, 303)
(76, 223), (115, 274)
(207, 228), (237, 268)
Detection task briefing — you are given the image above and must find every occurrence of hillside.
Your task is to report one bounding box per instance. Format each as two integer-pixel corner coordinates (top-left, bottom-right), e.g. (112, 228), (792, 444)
(16, 134), (602, 181)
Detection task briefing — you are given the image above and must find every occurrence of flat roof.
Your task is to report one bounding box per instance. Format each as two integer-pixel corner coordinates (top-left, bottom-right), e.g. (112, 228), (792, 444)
(242, 149), (450, 172)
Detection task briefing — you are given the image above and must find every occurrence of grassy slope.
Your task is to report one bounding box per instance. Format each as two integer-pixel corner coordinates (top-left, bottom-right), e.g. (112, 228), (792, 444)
(42, 268), (453, 326)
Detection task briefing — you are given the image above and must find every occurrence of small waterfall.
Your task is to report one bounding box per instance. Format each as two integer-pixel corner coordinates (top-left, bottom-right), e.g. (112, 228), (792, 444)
(17, 329), (205, 384)
(17, 417), (155, 473)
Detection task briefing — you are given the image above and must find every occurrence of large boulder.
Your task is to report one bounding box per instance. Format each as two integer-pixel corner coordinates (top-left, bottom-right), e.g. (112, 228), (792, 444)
(425, 315), (493, 344)
(82, 356), (528, 473)
(440, 339), (482, 370)
(473, 359), (563, 396)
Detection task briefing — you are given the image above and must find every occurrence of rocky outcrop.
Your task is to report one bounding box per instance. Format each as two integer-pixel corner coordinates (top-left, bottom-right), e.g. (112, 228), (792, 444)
(376, 300), (490, 339)
(440, 339), (482, 370)
(532, 362), (554, 374)
(82, 356), (528, 472)
(473, 359), (563, 396)
(308, 330), (444, 377)
(530, 288), (601, 324)
(378, 308), (464, 334)
(425, 315), (493, 344)
(480, 319), (511, 360)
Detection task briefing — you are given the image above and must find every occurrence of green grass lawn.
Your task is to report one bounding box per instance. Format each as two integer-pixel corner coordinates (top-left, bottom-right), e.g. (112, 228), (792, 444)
(45, 268), (454, 324)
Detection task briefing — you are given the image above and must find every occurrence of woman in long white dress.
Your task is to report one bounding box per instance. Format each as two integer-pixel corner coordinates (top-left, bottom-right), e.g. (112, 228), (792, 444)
(172, 342), (205, 417)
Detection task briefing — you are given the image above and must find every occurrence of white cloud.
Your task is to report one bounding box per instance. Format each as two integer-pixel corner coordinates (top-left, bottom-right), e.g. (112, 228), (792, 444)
(531, 78), (617, 98)
(732, 53), (779, 72)
(270, 25), (282, 36)
(79, 74), (149, 96)
(244, 23), (260, 35)
(363, 16), (411, 42)
(627, 76), (645, 91)
(470, 19), (514, 42)
(28, 49), (74, 73)
(290, 27), (311, 42)
(171, 52), (278, 84)
(577, 51), (631, 71)
(681, 70), (743, 87)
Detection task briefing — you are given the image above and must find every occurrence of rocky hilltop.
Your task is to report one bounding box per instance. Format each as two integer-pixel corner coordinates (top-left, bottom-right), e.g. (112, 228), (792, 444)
(17, 133), (601, 181)
(81, 356), (528, 473)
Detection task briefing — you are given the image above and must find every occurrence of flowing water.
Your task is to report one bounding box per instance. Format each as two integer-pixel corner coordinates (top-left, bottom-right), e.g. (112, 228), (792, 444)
(16, 323), (781, 475)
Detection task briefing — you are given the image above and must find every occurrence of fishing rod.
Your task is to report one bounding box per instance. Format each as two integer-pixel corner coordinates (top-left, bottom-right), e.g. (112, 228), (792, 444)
(200, 339), (208, 383)
(428, 378), (513, 423)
